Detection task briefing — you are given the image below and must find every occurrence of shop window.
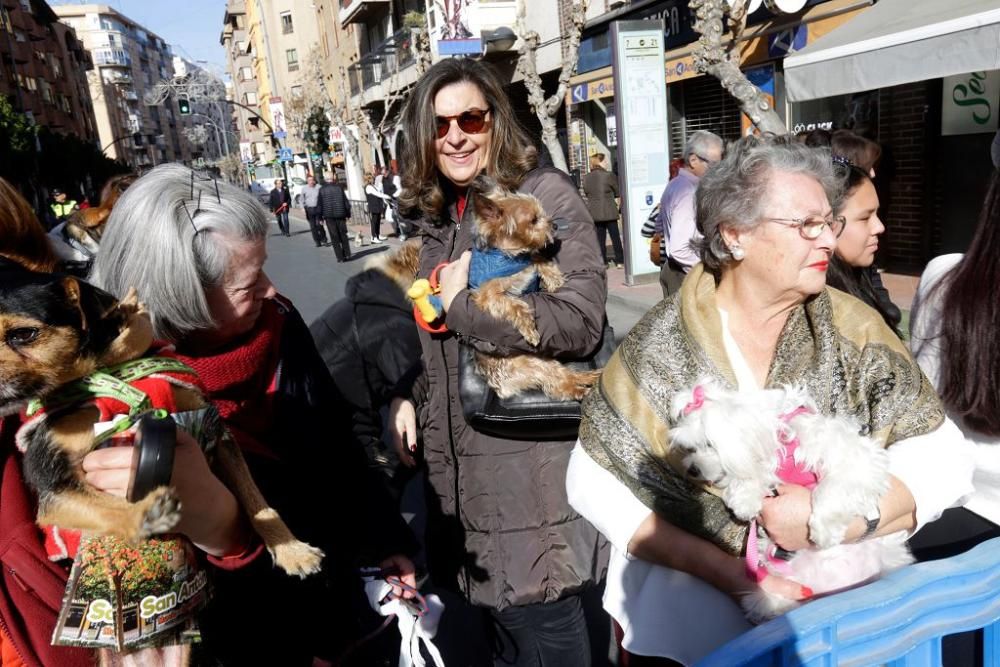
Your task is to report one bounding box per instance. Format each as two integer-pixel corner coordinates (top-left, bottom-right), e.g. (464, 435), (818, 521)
(668, 75), (741, 159)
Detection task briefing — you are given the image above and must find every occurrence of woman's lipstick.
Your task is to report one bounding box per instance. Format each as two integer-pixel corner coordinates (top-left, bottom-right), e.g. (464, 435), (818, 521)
(808, 260), (829, 271)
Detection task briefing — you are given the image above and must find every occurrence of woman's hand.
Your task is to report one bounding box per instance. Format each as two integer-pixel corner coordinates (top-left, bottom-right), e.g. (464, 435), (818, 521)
(82, 428), (248, 558)
(380, 553), (418, 600)
(389, 397), (418, 467)
(438, 251), (471, 312)
(758, 484), (813, 551)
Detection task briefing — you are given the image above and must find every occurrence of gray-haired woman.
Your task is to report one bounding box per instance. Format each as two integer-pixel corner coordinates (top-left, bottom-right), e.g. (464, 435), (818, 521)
(567, 135), (974, 664)
(87, 164), (417, 665)
(390, 58), (609, 665)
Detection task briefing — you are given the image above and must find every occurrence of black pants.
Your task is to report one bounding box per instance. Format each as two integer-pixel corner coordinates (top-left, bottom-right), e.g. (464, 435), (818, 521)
(594, 220), (624, 265)
(369, 210), (383, 239)
(305, 206), (325, 245)
(325, 217), (351, 261)
(908, 507), (1000, 666)
(658, 257), (687, 298)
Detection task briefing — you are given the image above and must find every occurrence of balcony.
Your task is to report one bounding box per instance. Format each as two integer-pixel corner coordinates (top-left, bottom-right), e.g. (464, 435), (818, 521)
(338, 0), (389, 28)
(93, 48), (131, 68)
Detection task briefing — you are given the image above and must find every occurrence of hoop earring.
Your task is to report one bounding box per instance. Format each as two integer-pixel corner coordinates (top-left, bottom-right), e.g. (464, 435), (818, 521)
(730, 245), (745, 261)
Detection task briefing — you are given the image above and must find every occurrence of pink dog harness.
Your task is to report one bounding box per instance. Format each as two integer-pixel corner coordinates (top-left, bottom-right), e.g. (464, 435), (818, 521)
(744, 405), (817, 582)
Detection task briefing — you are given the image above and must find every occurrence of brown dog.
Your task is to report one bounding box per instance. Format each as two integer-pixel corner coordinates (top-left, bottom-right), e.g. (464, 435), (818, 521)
(466, 179), (602, 401)
(0, 263), (323, 578)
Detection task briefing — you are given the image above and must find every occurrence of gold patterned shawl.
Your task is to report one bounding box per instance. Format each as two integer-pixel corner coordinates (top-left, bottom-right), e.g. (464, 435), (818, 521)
(579, 265), (944, 555)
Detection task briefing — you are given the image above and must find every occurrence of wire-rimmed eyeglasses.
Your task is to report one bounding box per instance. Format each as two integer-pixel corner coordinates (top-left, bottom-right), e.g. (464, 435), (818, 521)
(181, 171), (222, 236)
(765, 215), (846, 240)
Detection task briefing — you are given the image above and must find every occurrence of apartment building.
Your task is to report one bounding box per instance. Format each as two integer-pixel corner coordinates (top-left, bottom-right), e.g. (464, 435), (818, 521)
(0, 0), (98, 143)
(172, 56), (229, 165)
(54, 3), (192, 170)
(221, 0), (269, 173)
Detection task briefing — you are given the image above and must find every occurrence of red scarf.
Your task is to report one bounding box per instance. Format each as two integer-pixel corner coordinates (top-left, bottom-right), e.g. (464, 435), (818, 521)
(166, 298), (286, 458)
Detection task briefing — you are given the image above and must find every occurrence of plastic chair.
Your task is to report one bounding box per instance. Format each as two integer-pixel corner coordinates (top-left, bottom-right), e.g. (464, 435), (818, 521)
(698, 536), (1000, 666)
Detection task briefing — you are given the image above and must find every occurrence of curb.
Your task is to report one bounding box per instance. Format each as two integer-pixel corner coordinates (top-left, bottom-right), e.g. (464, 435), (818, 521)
(607, 290), (658, 317)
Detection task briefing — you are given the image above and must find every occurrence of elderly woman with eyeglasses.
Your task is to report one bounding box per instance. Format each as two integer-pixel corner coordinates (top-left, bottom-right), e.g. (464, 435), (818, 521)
(87, 164), (417, 665)
(567, 135), (975, 665)
(390, 58), (608, 665)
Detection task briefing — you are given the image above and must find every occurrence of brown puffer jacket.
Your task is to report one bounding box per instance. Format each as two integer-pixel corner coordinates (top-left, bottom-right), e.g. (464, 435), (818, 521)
(413, 167), (609, 611)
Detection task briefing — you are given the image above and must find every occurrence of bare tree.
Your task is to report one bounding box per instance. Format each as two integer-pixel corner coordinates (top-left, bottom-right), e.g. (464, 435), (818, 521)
(514, 0), (587, 173)
(690, 0), (786, 135)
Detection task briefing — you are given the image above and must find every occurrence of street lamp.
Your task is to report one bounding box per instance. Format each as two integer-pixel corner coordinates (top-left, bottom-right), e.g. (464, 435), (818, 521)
(483, 26), (517, 54)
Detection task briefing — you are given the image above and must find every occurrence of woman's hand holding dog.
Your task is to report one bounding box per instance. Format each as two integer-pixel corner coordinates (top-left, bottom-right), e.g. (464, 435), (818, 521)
(759, 483), (813, 552)
(438, 251), (472, 313)
(82, 428), (249, 558)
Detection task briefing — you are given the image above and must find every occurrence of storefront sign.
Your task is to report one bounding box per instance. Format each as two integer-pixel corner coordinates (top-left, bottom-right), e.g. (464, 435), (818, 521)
(664, 54), (698, 83)
(612, 20), (670, 283)
(942, 70), (1000, 136)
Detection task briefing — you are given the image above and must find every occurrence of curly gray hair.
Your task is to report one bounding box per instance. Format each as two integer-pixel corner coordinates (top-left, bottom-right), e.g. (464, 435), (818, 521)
(90, 163), (269, 342)
(695, 134), (839, 275)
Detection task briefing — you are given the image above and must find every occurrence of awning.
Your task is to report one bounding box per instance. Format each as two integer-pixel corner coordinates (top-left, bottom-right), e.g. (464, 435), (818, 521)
(784, 0), (1000, 102)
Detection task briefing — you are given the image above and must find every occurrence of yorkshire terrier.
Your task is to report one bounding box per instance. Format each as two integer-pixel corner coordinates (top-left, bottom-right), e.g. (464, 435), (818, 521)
(467, 178), (602, 401)
(0, 261), (323, 577)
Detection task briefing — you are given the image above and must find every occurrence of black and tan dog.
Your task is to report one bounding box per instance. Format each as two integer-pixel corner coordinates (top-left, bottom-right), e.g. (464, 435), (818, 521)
(465, 178), (602, 401)
(0, 260), (323, 577)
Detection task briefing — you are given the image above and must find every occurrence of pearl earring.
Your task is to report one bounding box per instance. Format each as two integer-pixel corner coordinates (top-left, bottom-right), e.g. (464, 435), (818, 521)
(731, 245), (745, 261)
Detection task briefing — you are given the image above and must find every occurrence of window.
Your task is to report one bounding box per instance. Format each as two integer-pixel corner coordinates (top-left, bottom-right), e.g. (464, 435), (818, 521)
(19, 0), (31, 12)
(245, 91), (258, 105)
(14, 31), (26, 43)
(285, 48), (298, 72)
(25, 76), (37, 91)
(291, 85), (303, 98)
(280, 11), (293, 34)
(235, 40), (247, 54)
(239, 66), (252, 81)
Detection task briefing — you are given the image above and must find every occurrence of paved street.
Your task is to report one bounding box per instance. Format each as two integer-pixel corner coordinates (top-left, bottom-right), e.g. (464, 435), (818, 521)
(266, 209), (650, 341)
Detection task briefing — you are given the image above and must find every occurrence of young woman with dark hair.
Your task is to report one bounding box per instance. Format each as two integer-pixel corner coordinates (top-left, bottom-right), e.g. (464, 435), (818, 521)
(908, 168), (1000, 666)
(825, 162), (902, 335)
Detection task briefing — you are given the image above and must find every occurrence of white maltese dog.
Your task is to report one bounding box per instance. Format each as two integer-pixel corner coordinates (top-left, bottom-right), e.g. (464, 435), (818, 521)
(669, 379), (913, 623)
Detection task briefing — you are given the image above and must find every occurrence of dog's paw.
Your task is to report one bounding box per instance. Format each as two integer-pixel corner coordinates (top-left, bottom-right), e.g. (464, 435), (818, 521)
(521, 324), (541, 347)
(724, 485), (765, 522)
(272, 540), (325, 579)
(808, 511), (851, 549)
(741, 589), (800, 625)
(138, 488), (182, 539)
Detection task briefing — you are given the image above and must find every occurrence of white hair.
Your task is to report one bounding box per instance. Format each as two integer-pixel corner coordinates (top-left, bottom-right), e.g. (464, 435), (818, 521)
(90, 163), (269, 342)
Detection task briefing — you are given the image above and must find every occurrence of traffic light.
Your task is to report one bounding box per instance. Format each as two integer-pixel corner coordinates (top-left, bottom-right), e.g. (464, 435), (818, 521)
(178, 97), (191, 115)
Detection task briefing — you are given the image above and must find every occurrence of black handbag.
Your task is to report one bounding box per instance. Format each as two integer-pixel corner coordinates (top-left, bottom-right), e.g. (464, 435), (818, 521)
(457, 321), (617, 441)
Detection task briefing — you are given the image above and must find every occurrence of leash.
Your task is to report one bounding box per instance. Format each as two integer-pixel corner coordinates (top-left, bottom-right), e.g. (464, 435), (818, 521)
(744, 405), (817, 583)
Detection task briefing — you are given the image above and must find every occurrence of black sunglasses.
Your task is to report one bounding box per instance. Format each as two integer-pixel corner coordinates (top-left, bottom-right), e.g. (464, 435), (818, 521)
(435, 108), (491, 139)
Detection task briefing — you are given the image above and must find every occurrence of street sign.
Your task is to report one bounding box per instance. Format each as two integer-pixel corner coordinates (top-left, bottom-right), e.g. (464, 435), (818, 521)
(273, 131), (287, 140)
(571, 84), (589, 104)
(278, 148), (294, 162)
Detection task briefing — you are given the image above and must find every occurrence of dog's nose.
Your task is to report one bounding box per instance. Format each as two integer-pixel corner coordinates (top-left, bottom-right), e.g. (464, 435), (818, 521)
(686, 464), (701, 479)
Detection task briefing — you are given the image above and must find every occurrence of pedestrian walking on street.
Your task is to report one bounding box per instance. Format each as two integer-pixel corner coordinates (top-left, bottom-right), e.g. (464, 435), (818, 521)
(268, 178), (291, 236)
(319, 171), (353, 262)
(45, 187), (78, 230)
(364, 173), (391, 243)
(381, 165), (402, 237)
(301, 173), (326, 246)
(654, 130), (724, 297)
(583, 152), (624, 268)
(394, 57), (608, 667)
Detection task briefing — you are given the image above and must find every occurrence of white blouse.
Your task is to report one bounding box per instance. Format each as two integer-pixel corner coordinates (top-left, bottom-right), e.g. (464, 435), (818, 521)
(567, 308), (976, 664)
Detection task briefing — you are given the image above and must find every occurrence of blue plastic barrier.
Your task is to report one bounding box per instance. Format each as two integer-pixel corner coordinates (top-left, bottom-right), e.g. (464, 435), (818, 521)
(698, 536), (1000, 666)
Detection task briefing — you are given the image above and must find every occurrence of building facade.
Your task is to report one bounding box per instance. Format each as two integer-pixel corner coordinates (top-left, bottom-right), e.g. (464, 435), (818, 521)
(221, 0), (269, 179)
(0, 0), (98, 143)
(54, 3), (193, 170)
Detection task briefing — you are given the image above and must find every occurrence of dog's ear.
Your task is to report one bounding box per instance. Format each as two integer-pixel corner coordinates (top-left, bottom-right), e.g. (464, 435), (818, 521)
(473, 191), (504, 227)
(70, 280), (132, 356)
(59, 276), (88, 332)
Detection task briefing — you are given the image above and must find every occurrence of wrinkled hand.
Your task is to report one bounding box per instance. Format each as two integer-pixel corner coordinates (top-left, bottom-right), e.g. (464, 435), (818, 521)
(389, 397), (418, 467)
(380, 553), (418, 600)
(82, 428), (245, 557)
(758, 484), (813, 552)
(438, 251), (471, 312)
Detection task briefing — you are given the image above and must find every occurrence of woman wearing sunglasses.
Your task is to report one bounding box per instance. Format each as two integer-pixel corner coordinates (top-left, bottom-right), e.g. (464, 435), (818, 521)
(392, 58), (608, 666)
